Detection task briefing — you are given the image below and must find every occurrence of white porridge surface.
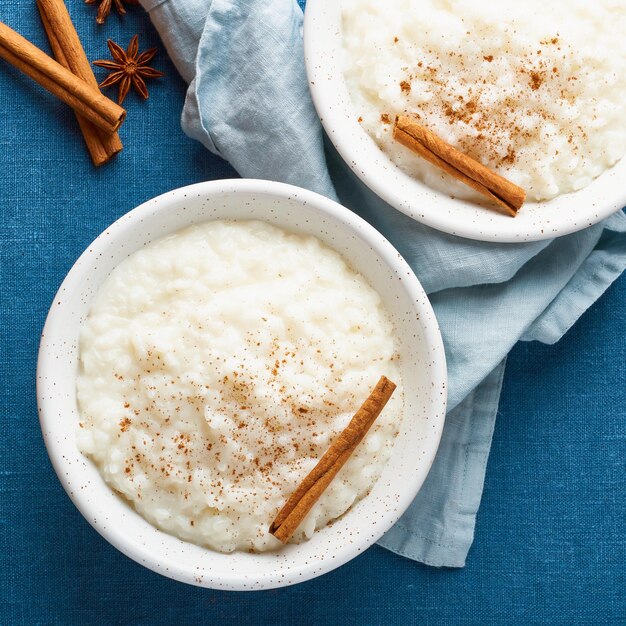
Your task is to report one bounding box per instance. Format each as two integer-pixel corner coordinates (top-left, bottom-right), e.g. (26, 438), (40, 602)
(342, 0), (626, 201)
(77, 220), (403, 553)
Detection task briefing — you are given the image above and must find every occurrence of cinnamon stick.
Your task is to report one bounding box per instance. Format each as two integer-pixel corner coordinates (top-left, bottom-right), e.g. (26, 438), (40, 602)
(37, 0), (122, 166)
(269, 376), (397, 544)
(393, 115), (526, 216)
(0, 21), (125, 134)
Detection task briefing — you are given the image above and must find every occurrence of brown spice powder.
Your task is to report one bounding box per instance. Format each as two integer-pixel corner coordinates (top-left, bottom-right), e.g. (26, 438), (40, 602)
(529, 71), (545, 90)
(386, 33), (582, 167)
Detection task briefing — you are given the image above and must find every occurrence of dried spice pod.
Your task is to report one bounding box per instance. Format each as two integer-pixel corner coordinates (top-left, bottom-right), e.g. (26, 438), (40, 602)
(93, 35), (164, 104)
(85, 0), (140, 26)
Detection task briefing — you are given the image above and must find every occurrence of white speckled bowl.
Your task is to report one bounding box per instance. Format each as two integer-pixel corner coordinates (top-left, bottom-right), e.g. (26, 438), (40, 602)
(303, 0), (626, 243)
(37, 179), (446, 590)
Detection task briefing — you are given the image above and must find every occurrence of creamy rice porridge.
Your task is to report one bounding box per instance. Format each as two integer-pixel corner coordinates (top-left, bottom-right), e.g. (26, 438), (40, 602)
(76, 220), (403, 553)
(342, 0), (626, 201)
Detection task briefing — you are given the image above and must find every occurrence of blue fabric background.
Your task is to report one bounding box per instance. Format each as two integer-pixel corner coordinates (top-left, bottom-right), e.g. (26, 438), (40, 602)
(0, 2), (624, 623)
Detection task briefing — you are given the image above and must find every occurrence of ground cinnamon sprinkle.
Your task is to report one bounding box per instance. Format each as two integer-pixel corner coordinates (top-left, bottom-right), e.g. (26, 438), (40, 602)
(529, 71), (544, 90)
(501, 148), (517, 165)
(383, 32), (584, 168)
(139, 337), (368, 495)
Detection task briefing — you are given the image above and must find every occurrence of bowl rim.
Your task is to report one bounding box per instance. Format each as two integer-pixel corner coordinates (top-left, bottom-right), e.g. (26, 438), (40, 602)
(303, 0), (626, 243)
(37, 178), (447, 590)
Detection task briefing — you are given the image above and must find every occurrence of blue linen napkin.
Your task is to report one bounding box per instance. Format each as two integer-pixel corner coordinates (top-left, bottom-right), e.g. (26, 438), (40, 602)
(140, 0), (626, 567)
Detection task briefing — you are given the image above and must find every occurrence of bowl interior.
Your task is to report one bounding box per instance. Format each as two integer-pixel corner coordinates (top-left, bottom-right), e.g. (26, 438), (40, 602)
(303, 0), (626, 243)
(37, 180), (446, 590)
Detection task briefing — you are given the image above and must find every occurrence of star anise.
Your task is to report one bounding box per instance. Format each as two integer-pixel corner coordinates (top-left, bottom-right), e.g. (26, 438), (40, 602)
(85, 0), (139, 25)
(93, 36), (165, 104)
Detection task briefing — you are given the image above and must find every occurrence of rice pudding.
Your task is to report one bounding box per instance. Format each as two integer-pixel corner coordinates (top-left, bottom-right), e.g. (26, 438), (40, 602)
(76, 220), (403, 553)
(342, 0), (626, 201)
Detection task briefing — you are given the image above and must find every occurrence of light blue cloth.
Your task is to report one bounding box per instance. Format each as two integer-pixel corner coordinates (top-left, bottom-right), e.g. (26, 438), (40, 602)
(141, 0), (626, 567)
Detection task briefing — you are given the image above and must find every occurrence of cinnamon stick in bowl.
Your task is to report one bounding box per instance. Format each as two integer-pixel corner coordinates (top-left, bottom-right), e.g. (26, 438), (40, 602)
(393, 115), (526, 216)
(270, 375), (397, 544)
(0, 21), (125, 134)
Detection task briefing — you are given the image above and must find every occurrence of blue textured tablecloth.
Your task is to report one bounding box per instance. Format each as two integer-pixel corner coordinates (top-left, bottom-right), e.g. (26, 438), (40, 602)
(0, 2), (624, 623)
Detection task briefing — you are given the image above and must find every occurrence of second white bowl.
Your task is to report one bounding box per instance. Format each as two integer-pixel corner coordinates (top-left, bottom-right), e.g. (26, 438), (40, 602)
(303, 0), (626, 243)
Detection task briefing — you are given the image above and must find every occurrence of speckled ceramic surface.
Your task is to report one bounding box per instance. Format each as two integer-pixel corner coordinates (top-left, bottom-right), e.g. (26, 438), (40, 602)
(37, 179), (447, 590)
(303, 1), (626, 243)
